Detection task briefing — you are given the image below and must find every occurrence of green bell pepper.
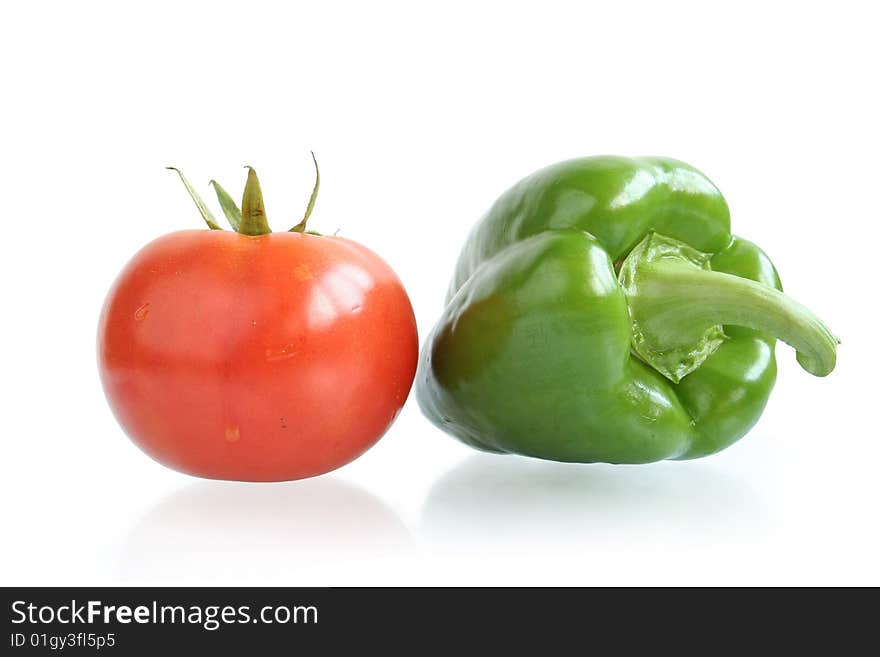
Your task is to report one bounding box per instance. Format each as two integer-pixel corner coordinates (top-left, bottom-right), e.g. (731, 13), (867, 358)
(417, 156), (838, 463)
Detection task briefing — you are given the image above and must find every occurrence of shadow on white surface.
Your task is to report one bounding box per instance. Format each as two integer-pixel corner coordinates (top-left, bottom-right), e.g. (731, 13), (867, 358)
(421, 453), (769, 551)
(117, 477), (412, 584)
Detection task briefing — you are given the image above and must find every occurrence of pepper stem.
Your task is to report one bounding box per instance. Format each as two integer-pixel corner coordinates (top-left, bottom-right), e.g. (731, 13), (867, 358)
(620, 233), (838, 382)
(240, 166), (271, 236)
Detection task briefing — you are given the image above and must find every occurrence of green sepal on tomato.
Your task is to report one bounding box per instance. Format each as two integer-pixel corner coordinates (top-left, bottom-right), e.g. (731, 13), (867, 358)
(98, 157), (418, 481)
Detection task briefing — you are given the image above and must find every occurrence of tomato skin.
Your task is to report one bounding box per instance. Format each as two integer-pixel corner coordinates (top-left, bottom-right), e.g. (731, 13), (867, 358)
(98, 230), (418, 481)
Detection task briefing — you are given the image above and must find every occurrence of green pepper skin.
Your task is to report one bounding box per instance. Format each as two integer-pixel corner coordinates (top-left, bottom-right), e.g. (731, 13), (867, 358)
(417, 156), (795, 463)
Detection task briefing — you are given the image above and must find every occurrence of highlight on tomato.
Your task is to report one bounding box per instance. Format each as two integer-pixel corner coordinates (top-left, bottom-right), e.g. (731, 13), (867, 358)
(98, 156), (418, 481)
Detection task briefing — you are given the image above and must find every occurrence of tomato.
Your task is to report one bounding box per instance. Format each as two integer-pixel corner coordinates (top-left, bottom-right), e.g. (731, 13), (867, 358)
(97, 164), (417, 481)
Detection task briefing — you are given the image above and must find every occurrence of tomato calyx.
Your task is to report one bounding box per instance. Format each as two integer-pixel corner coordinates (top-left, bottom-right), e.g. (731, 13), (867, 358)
(166, 153), (322, 236)
(290, 152), (320, 234)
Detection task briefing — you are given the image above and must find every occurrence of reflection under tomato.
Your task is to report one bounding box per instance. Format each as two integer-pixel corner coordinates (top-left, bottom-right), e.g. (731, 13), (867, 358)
(116, 477), (412, 584)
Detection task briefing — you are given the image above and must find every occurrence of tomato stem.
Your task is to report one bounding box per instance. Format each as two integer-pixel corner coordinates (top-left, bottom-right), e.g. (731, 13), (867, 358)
(169, 157), (321, 236)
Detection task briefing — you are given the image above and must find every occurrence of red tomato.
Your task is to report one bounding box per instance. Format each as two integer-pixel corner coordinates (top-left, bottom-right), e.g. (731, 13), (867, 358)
(98, 230), (417, 481)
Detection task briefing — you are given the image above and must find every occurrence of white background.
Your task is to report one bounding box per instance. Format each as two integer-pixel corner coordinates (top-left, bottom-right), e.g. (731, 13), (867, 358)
(2, 1), (878, 586)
